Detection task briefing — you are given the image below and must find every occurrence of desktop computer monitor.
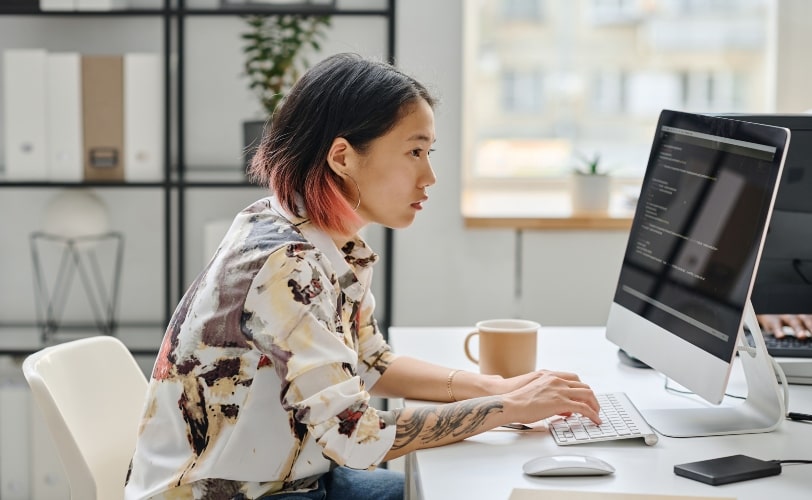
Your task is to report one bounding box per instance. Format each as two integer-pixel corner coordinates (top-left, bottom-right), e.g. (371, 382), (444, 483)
(716, 114), (812, 314)
(605, 109), (790, 437)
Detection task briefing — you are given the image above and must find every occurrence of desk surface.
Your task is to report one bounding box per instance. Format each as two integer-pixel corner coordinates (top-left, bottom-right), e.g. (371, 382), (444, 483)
(389, 327), (812, 500)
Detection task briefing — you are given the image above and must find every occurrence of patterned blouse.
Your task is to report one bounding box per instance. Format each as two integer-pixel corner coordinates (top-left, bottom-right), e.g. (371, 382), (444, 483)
(125, 196), (397, 499)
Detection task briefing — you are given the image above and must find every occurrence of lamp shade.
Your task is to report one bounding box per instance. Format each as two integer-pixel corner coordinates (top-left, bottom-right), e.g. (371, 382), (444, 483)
(42, 189), (111, 240)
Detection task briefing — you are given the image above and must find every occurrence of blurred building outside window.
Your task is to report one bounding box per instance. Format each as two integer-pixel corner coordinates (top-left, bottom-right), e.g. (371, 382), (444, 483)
(461, 0), (804, 216)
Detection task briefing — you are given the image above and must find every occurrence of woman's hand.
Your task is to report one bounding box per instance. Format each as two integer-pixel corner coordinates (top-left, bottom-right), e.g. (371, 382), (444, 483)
(757, 314), (812, 339)
(500, 369), (601, 425)
(490, 370), (537, 393)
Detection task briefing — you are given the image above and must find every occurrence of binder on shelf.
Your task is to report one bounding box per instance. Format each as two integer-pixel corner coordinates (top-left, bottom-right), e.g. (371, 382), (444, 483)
(40, 0), (76, 11)
(2, 49), (49, 181)
(47, 52), (84, 183)
(81, 55), (125, 182)
(75, 0), (127, 10)
(124, 53), (163, 182)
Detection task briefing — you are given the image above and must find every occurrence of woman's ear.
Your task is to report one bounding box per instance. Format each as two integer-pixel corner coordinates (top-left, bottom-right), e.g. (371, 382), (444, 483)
(326, 137), (353, 176)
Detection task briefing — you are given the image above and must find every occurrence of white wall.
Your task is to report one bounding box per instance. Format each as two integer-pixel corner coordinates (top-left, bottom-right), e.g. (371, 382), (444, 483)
(393, 0), (516, 326)
(775, 0), (812, 111)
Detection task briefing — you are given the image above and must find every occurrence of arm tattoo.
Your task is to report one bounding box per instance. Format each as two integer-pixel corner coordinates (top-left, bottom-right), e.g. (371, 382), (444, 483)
(390, 398), (504, 451)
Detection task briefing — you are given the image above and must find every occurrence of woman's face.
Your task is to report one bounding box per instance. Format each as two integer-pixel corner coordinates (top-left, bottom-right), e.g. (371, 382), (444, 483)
(349, 98), (437, 230)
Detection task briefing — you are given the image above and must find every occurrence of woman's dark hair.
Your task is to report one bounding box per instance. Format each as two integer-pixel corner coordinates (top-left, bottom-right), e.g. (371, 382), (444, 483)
(249, 52), (436, 235)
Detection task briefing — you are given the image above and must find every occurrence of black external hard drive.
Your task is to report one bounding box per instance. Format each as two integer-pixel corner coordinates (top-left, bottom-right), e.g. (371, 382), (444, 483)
(674, 454), (781, 485)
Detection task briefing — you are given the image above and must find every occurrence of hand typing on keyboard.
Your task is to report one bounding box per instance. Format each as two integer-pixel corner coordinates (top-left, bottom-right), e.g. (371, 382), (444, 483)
(499, 370), (602, 428)
(548, 392), (658, 446)
(757, 314), (812, 339)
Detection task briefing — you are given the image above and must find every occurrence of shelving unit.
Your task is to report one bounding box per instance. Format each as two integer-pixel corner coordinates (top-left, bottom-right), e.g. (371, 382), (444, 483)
(0, 0), (396, 354)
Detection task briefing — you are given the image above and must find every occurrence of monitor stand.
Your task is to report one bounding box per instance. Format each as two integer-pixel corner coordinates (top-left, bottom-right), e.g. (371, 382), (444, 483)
(642, 300), (786, 438)
(617, 348), (651, 369)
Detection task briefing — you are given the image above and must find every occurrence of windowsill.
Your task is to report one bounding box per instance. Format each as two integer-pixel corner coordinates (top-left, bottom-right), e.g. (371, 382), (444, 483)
(462, 186), (637, 230)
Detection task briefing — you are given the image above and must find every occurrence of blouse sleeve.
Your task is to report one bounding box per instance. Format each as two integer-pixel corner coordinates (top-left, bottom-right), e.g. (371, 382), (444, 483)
(355, 285), (396, 389)
(244, 243), (396, 470)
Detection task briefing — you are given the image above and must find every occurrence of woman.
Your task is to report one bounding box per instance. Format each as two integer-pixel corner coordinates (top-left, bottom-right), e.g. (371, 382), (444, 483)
(125, 53), (600, 500)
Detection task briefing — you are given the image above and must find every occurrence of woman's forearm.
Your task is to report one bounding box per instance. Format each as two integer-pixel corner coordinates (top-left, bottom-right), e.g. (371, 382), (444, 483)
(380, 396), (511, 461)
(374, 357), (602, 462)
(372, 355), (502, 401)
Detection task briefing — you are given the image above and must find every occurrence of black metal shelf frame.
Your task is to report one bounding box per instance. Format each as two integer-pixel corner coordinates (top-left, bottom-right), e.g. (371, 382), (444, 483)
(0, 0), (397, 351)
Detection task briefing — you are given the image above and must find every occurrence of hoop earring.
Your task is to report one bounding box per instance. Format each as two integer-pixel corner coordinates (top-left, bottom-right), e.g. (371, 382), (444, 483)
(346, 174), (361, 211)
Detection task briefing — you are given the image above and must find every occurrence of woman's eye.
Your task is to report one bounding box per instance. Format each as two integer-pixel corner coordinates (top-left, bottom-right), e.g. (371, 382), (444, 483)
(411, 149), (422, 158)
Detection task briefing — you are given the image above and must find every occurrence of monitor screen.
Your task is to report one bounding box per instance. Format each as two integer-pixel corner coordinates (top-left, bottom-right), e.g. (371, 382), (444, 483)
(605, 110), (789, 435)
(715, 114), (812, 314)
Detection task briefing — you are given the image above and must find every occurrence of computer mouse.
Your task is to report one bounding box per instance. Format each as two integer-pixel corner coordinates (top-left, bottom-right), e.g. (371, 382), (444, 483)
(522, 454), (615, 476)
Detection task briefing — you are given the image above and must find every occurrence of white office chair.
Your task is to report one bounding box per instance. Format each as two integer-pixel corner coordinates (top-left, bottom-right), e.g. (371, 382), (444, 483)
(23, 335), (149, 500)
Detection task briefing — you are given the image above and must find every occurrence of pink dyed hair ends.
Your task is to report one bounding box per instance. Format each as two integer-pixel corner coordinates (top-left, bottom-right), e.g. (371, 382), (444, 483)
(303, 168), (363, 236)
(259, 145), (363, 236)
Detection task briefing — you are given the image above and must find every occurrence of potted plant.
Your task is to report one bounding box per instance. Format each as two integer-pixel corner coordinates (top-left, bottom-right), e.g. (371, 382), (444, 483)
(240, 13), (331, 169)
(571, 152), (611, 215)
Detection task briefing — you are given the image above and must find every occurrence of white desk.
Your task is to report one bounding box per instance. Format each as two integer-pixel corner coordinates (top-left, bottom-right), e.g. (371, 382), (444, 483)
(389, 327), (812, 500)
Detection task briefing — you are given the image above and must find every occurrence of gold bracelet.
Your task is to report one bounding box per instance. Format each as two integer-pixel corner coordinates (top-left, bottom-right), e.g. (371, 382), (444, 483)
(446, 369), (461, 402)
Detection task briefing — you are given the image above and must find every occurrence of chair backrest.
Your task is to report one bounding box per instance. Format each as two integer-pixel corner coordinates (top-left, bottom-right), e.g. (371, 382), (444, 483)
(23, 336), (148, 500)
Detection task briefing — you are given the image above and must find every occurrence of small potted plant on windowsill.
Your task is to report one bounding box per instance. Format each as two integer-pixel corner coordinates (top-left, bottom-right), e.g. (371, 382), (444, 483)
(571, 152), (611, 215)
(240, 13), (331, 170)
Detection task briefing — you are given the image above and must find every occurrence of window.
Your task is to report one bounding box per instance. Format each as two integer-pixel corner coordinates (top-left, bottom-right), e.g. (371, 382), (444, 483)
(462, 0), (780, 193)
(502, 69), (545, 113)
(502, 0), (545, 20)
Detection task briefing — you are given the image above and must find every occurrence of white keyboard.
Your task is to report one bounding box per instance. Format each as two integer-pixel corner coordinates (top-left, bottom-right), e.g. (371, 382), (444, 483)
(549, 392), (658, 446)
